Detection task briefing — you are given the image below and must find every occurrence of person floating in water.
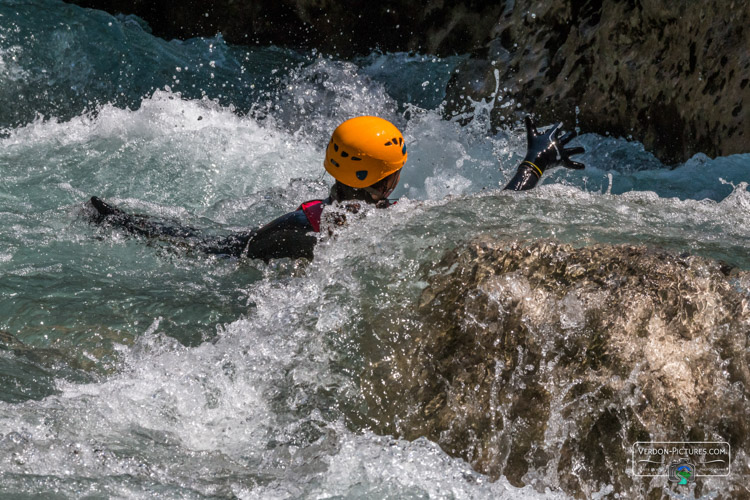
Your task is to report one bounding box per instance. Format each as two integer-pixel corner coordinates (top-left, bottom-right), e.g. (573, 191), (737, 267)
(89, 115), (585, 261)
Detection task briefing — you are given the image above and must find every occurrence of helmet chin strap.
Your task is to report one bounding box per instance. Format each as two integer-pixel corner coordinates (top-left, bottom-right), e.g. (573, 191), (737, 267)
(363, 169), (401, 201)
(364, 185), (388, 201)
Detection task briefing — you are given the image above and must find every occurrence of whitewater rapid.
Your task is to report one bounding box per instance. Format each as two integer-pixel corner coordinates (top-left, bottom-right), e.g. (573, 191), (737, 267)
(1, 1), (749, 498)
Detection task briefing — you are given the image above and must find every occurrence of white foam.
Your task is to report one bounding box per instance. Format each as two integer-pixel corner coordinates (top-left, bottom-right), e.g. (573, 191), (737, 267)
(2, 90), (323, 210)
(0, 45), (28, 83)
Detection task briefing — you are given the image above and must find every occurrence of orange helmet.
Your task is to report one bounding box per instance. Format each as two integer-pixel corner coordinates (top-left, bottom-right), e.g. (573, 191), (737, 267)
(324, 116), (407, 188)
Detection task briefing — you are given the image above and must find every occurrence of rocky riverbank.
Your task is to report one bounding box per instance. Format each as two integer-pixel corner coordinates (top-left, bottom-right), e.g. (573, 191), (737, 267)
(362, 238), (750, 498)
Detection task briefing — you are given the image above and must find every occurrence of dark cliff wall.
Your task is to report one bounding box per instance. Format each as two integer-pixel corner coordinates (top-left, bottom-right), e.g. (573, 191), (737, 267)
(64, 0), (750, 163)
(64, 0), (504, 56)
(445, 1), (750, 164)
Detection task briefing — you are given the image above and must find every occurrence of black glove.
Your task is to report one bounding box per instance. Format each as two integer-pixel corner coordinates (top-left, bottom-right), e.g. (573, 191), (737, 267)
(522, 115), (585, 176)
(91, 196), (123, 217)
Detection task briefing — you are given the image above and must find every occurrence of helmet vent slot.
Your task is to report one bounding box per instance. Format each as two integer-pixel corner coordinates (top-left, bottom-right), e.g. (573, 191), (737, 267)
(341, 151), (349, 157)
(334, 143), (339, 152)
(356, 170), (368, 180)
(384, 141), (392, 146)
(330, 159), (340, 167)
(351, 156), (362, 161)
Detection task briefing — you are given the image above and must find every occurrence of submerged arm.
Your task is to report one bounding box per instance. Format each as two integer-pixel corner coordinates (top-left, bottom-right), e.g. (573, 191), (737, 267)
(89, 197), (317, 261)
(503, 116), (585, 191)
(90, 196), (253, 257)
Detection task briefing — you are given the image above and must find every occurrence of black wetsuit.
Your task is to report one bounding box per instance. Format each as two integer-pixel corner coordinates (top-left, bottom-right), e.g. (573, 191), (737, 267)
(89, 116), (584, 262)
(90, 196), (323, 261)
(90, 169), (530, 263)
(503, 164), (542, 191)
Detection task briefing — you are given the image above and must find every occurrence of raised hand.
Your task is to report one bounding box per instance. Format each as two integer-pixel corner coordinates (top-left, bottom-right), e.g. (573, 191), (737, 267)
(522, 115), (585, 175)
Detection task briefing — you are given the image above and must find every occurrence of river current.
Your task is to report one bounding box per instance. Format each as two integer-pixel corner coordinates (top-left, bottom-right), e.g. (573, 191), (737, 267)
(1, 1), (748, 498)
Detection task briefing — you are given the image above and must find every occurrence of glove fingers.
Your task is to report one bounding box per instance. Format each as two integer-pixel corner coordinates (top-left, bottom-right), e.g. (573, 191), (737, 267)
(563, 146), (585, 157)
(559, 130), (578, 145)
(549, 122), (562, 140)
(524, 115), (538, 136)
(563, 159), (586, 170)
(91, 196), (121, 217)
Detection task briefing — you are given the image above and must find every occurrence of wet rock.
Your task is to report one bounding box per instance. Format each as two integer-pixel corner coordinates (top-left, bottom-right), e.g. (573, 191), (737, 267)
(0, 328), (126, 403)
(0, 331), (59, 403)
(64, 0), (505, 57)
(445, 1), (750, 164)
(363, 238), (750, 498)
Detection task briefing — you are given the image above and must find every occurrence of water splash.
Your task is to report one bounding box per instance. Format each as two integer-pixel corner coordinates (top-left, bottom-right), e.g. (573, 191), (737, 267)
(1, 1), (749, 498)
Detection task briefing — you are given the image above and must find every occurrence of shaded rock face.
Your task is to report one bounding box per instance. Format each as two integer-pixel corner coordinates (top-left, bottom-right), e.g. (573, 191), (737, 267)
(445, 1), (750, 163)
(65, 0), (504, 57)
(363, 238), (750, 498)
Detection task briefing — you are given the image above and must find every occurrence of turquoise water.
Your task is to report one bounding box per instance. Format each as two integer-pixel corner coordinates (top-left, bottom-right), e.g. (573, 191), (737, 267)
(1, 1), (749, 498)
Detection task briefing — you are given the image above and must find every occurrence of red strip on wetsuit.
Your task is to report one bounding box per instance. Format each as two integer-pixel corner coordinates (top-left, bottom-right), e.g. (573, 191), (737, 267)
(298, 200), (324, 232)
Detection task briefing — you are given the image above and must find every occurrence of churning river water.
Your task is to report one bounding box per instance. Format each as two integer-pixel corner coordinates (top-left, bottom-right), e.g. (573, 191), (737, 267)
(1, 1), (749, 498)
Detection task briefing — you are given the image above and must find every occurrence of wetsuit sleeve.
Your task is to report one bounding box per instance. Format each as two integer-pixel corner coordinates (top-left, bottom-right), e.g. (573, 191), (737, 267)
(503, 164), (541, 191)
(241, 209), (317, 261)
(90, 196), (206, 240)
(89, 197), (317, 261)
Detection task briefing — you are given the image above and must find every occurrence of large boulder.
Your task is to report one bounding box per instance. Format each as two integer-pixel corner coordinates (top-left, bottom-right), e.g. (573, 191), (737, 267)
(445, 1), (750, 164)
(362, 238), (750, 498)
